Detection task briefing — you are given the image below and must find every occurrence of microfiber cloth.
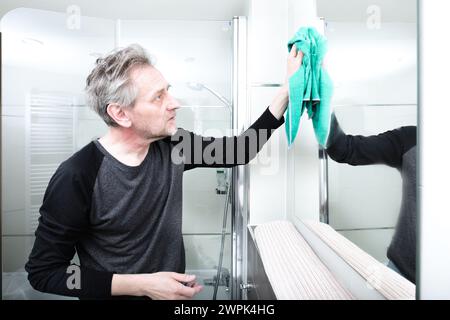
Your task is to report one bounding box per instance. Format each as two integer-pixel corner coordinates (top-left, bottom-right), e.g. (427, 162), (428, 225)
(285, 27), (333, 147)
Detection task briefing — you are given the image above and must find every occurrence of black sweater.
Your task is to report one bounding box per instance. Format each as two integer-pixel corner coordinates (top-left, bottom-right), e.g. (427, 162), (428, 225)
(25, 107), (284, 299)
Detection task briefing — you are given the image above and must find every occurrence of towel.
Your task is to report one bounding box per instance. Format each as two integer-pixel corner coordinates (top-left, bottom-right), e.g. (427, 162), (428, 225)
(285, 27), (333, 147)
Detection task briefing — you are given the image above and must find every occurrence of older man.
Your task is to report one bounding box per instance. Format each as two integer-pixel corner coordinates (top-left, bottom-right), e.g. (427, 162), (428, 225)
(25, 44), (302, 299)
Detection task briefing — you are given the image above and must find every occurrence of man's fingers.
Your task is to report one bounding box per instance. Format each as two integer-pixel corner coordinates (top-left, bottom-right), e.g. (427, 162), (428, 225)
(170, 272), (196, 283)
(192, 283), (203, 293)
(177, 282), (198, 298)
(290, 44), (298, 57)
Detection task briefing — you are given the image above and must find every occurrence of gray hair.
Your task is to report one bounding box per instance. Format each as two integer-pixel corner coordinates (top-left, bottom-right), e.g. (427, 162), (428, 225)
(85, 44), (153, 126)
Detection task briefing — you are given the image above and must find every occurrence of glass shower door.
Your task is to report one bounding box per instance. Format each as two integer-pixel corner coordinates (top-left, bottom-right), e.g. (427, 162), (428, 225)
(117, 18), (235, 300)
(1, 8), (236, 300)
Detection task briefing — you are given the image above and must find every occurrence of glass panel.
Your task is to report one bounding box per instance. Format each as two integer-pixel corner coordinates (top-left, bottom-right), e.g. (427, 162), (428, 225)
(184, 234), (232, 300)
(2, 8), (233, 300)
(1, 8), (115, 270)
(324, 13), (417, 278)
(328, 104), (417, 263)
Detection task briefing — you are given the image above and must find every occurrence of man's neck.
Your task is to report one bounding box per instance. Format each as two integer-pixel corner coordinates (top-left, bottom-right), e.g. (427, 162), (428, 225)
(98, 127), (157, 167)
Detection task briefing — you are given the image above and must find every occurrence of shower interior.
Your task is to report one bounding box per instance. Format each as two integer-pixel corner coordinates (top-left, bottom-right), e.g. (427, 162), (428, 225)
(1, 8), (240, 300)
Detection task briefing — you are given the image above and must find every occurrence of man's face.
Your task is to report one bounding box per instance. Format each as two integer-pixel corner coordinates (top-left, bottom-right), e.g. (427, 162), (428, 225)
(125, 65), (180, 140)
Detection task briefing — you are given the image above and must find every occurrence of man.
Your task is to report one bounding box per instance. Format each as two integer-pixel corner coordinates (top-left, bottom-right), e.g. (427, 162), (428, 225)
(326, 113), (417, 283)
(25, 44), (302, 299)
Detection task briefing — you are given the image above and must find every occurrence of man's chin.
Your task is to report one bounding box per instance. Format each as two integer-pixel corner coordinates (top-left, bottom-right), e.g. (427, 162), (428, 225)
(167, 126), (178, 136)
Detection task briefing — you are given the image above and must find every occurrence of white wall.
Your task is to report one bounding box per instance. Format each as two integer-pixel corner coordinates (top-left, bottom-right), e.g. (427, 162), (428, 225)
(418, 0), (450, 299)
(247, 0), (323, 226)
(325, 22), (417, 106)
(247, 0), (288, 226)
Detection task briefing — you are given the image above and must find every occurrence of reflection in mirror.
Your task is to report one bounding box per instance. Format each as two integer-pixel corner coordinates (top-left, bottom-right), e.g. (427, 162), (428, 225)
(318, 0), (417, 285)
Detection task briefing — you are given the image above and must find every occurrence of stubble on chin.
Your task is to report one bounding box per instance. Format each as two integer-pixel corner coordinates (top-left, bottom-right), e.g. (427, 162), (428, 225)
(167, 126), (178, 136)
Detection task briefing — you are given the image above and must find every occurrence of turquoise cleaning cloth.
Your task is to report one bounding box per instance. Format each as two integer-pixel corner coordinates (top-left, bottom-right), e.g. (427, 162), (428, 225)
(285, 27), (333, 147)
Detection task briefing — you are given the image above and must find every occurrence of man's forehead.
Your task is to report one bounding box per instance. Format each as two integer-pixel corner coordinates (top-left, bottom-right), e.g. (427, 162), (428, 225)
(131, 65), (168, 95)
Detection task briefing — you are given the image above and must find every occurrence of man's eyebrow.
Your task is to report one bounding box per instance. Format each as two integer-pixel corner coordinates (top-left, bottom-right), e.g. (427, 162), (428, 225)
(150, 84), (171, 98)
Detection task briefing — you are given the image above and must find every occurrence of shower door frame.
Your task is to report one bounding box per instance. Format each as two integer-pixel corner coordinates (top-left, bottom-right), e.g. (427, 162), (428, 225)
(231, 16), (248, 301)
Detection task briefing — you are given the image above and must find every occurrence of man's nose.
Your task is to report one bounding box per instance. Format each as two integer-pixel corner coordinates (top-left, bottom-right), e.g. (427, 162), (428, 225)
(167, 94), (181, 110)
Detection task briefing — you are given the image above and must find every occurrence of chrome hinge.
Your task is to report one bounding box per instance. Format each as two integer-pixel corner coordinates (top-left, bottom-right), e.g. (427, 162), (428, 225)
(240, 283), (255, 291)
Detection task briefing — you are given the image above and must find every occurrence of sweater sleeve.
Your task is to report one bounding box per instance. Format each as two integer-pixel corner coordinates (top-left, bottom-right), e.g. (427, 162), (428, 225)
(25, 162), (113, 299)
(326, 113), (417, 168)
(170, 106), (285, 171)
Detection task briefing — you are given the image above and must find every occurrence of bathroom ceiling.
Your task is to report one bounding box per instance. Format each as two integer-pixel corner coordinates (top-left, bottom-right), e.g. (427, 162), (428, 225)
(317, 0), (417, 22)
(1, 0), (417, 23)
(0, 0), (248, 21)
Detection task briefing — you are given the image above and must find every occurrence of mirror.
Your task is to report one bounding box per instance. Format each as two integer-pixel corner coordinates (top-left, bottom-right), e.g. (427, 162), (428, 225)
(318, 0), (417, 284)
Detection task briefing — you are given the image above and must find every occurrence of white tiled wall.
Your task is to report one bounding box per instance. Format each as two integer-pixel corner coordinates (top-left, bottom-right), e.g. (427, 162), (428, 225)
(329, 163), (402, 229)
(325, 22), (417, 106)
(1, 67), (96, 247)
(2, 236), (35, 272)
(176, 106), (232, 280)
(247, 0), (287, 225)
(118, 19), (233, 108)
(248, 0), (288, 84)
(76, 106), (108, 149)
(2, 8), (236, 274)
(183, 235), (231, 271)
(247, 0), (326, 227)
(248, 87), (287, 225)
(290, 114), (321, 223)
(2, 112), (26, 235)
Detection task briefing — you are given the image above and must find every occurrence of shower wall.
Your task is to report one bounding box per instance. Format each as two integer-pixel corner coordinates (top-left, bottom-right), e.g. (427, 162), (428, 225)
(247, 0), (290, 226)
(117, 18), (234, 273)
(1, 8), (115, 272)
(1, 8), (234, 284)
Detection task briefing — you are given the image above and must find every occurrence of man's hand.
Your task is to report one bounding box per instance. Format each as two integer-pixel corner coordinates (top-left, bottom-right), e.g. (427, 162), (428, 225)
(285, 44), (303, 85)
(268, 44), (304, 120)
(112, 272), (203, 300)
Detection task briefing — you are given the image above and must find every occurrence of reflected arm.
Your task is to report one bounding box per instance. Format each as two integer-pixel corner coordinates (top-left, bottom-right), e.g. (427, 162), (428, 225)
(326, 113), (416, 168)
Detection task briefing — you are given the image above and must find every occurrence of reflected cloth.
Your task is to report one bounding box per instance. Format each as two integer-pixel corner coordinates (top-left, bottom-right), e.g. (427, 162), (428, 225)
(285, 27), (333, 147)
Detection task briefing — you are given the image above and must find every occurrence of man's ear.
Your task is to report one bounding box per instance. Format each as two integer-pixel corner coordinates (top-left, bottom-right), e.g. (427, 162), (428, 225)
(106, 103), (131, 128)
